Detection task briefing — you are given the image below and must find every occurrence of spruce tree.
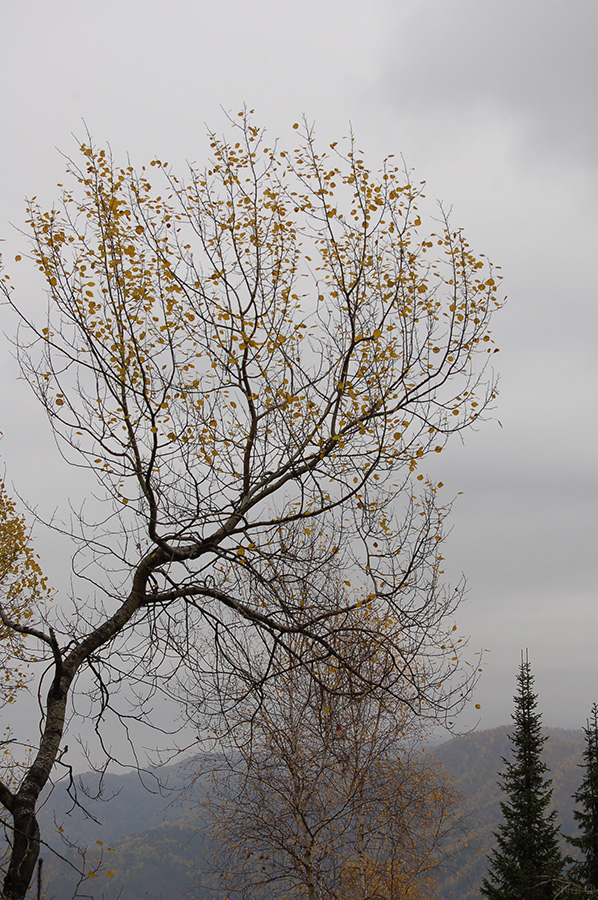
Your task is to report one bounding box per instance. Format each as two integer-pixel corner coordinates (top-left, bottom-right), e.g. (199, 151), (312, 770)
(569, 703), (598, 890)
(481, 652), (565, 900)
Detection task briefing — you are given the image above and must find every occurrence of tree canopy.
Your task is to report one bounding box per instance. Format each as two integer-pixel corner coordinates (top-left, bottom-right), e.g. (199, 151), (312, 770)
(0, 112), (501, 900)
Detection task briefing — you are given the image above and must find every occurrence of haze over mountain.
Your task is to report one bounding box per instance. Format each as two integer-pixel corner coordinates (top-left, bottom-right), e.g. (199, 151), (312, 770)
(30, 727), (586, 900)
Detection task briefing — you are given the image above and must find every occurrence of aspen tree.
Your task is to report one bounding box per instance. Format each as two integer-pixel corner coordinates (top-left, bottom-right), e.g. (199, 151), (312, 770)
(0, 113), (500, 899)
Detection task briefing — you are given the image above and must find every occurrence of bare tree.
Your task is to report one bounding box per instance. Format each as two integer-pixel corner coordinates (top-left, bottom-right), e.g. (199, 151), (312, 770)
(205, 626), (459, 900)
(0, 112), (500, 899)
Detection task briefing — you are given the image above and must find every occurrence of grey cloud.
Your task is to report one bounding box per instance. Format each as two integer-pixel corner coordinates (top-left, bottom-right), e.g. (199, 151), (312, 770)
(387, 0), (598, 165)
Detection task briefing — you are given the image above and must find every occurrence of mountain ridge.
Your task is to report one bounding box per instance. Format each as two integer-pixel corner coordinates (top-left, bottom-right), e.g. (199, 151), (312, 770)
(33, 726), (587, 899)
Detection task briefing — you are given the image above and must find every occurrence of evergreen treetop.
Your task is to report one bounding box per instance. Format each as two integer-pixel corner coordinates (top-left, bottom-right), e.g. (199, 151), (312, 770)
(481, 652), (565, 900)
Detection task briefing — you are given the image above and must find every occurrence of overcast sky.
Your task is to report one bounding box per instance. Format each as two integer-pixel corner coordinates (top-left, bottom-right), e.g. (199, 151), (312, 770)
(1, 0), (596, 746)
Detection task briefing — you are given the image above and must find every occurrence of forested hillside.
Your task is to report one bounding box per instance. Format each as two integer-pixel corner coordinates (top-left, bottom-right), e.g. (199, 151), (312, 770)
(37, 762), (214, 900)
(34, 728), (585, 900)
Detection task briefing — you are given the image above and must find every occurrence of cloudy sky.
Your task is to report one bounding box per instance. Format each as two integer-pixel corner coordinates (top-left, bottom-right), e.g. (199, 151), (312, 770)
(1, 0), (596, 744)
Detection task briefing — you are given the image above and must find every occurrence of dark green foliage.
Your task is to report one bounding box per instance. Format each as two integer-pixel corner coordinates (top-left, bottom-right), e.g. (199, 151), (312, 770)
(569, 703), (598, 891)
(481, 655), (566, 900)
(431, 728), (583, 900)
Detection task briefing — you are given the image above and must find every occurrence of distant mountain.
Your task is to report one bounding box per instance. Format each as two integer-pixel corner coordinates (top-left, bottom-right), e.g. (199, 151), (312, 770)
(31, 728), (587, 900)
(36, 759), (216, 900)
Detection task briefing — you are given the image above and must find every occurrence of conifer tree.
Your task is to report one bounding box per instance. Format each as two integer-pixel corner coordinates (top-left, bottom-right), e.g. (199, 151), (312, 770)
(481, 652), (565, 900)
(569, 703), (598, 890)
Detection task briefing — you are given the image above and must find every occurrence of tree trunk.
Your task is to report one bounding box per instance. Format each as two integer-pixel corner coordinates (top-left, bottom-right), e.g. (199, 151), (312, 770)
(1, 575), (148, 899)
(304, 850), (318, 900)
(2, 803), (40, 900)
(299, 820), (318, 900)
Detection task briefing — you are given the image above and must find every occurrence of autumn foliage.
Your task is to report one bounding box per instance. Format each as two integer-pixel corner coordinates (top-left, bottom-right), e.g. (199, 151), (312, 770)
(0, 112), (501, 900)
(0, 478), (51, 705)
